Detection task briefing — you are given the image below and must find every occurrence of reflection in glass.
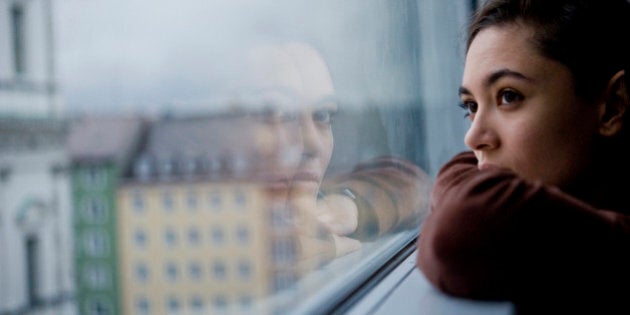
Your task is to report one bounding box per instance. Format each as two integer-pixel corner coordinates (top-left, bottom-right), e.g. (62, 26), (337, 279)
(0, 0), (472, 314)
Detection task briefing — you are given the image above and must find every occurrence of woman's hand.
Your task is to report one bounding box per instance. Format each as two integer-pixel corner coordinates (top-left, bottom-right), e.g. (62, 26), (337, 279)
(316, 193), (359, 236)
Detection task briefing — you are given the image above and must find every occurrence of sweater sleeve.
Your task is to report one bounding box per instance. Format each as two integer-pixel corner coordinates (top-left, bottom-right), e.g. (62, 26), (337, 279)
(323, 155), (432, 241)
(416, 151), (630, 303)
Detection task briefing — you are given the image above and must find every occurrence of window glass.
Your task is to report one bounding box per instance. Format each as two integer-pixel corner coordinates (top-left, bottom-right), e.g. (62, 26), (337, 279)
(10, 3), (26, 74)
(84, 264), (111, 289)
(131, 190), (145, 213)
(188, 262), (203, 281)
(82, 196), (108, 223)
(83, 167), (107, 189)
(0, 0), (471, 314)
(135, 297), (150, 315)
(164, 228), (177, 247)
(186, 189), (198, 210)
(135, 263), (149, 282)
(83, 229), (110, 257)
(133, 228), (147, 248)
(165, 262), (178, 282)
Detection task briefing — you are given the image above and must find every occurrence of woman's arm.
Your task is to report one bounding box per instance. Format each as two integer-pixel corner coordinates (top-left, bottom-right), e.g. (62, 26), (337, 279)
(417, 151), (630, 302)
(322, 156), (432, 241)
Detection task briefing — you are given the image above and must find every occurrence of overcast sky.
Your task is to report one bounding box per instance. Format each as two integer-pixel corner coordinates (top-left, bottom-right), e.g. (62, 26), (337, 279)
(53, 0), (419, 115)
(55, 0), (298, 114)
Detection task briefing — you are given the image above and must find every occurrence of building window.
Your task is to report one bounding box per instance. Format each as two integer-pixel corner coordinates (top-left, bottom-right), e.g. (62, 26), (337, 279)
(134, 155), (153, 181)
(186, 190), (198, 210)
(83, 196), (108, 224)
(211, 226), (224, 245)
(236, 226), (250, 245)
(135, 296), (150, 315)
(167, 296), (180, 314)
(86, 297), (113, 315)
(212, 261), (226, 280)
(162, 190), (174, 211)
(164, 228), (177, 247)
(234, 189), (246, 208)
(25, 236), (40, 307)
(182, 157), (197, 177)
(272, 238), (295, 264)
(239, 295), (253, 310)
(208, 191), (221, 210)
(273, 271), (296, 292)
(134, 229), (147, 248)
(190, 296), (204, 313)
(188, 262), (202, 281)
(188, 227), (200, 246)
(270, 204), (292, 231)
(11, 3), (26, 75)
(159, 158), (175, 179)
(132, 190), (144, 213)
(135, 263), (149, 282)
(238, 261), (252, 280)
(83, 167), (107, 189)
(213, 296), (227, 311)
(84, 230), (110, 257)
(84, 265), (111, 289)
(165, 262), (178, 282)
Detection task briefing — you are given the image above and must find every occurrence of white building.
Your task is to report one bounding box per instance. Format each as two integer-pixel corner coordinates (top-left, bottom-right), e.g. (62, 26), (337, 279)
(0, 0), (58, 117)
(0, 119), (75, 315)
(0, 1), (75, 314)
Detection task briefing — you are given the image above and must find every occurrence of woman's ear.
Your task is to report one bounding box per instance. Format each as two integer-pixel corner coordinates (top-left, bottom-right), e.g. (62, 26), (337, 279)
(598, 70), (628, 137)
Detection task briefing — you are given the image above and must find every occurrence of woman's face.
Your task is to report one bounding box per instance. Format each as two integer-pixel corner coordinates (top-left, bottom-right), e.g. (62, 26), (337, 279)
(290, 103), (336, 197)
(243, 43), (336, 197)
(461, 23), (601, 188)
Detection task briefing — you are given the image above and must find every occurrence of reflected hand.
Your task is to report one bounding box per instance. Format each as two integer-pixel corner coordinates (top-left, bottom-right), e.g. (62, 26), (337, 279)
(316, 193), (358, 236)
(290, 195), (362, 272)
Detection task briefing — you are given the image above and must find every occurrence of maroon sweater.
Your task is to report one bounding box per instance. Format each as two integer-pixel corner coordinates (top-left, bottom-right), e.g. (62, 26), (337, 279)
(417, 151), (630, 313)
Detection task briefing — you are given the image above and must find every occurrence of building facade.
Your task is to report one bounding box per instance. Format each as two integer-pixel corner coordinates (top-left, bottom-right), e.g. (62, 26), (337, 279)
(0, 118), (74, 315)
(116, 116), (301, 314)
(0, 1), (73, 314)
(67, 117), (143, 315)
(0, 0), (58, 117)
(118, 180), (280, 314)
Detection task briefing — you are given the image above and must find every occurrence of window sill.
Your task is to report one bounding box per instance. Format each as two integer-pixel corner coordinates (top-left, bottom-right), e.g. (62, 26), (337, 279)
(347, 248), (515, 315)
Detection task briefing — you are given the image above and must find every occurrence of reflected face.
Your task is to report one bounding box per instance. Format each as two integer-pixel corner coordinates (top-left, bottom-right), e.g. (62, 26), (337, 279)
(242, 43), (336, 195)
(246, 100), (336, 195)
(291, 102), (336, 197)
(247, 111), (302, 191)
(460, 23), (600, 187)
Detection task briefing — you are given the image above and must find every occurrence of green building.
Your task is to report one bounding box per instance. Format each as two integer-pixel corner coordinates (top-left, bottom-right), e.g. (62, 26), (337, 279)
(67, 117), (143, 315)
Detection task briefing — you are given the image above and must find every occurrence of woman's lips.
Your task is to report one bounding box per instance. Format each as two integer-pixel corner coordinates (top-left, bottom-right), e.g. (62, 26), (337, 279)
(257, 172), (291, 189)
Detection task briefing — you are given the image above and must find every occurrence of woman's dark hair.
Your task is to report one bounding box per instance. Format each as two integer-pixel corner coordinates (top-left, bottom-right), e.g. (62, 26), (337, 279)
(467, 0), (629, 104)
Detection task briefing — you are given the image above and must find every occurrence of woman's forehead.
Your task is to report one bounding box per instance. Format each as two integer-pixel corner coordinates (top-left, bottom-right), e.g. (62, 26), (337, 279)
(240, 43), (336, 106)
(463, 24), (545, 87)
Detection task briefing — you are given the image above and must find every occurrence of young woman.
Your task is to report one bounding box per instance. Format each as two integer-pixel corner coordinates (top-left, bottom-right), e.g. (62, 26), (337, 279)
(417, 0), (630, 313)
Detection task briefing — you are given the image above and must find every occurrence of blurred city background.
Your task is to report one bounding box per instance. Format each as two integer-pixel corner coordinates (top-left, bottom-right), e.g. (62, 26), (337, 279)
(0, 0), (470, 314)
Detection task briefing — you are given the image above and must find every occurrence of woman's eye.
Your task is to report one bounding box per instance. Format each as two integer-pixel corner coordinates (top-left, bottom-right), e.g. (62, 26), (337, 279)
(312, 110), (335, 124)
(258, 106), (297, 123)
(499, 89), (523, 105)
(459, 101), (477, 118)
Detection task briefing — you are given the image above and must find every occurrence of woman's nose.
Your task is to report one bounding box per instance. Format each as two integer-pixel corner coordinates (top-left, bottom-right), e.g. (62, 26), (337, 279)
(463, 110), (499, 151)
(300, 115), (321, 158)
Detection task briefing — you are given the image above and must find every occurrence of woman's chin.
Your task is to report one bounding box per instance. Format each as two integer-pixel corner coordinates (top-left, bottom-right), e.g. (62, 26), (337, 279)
(289, 180), (320, 198)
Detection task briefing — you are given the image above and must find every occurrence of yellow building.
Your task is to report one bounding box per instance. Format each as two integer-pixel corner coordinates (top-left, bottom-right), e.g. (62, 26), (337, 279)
(116, 116), (300, 315)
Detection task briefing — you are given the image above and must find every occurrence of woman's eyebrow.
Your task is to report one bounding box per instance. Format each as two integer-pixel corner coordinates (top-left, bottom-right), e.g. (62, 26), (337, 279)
(486, 68), (534, 87)
(313, 95), (339, 109)
(459, 86), (472, 97)
(459, 68), (534, 97)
